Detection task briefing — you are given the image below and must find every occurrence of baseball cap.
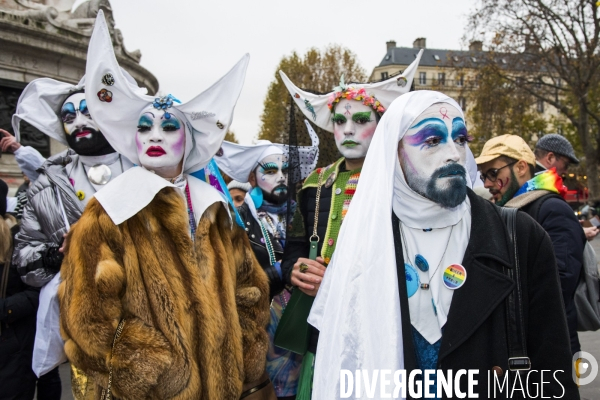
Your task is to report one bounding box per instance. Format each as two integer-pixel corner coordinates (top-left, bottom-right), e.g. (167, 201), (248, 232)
(475, 134), (536, 166)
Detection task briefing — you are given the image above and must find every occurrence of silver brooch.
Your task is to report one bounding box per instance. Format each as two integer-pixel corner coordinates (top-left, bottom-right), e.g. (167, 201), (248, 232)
(87, 164), (112, 185)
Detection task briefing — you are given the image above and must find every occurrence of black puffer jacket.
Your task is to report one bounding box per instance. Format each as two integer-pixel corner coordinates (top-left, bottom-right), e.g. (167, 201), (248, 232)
(237, 202), (284, 299)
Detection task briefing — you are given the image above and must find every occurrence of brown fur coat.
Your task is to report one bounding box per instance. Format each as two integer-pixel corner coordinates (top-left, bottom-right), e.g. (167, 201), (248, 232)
(58, 187), (270, 399)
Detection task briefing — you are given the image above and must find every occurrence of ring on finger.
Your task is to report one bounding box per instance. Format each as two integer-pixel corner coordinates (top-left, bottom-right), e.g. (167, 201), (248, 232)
(299, 263), (309, 273)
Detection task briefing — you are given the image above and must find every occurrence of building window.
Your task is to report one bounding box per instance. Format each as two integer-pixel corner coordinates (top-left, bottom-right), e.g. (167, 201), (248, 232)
(419, 72), (427, 85)
(438, 73), (446, 86)
(381, 71), (389, 80)
(456, 75), (464, 87)
(537, 99), (544, 113)
(459, 97), (467, 109)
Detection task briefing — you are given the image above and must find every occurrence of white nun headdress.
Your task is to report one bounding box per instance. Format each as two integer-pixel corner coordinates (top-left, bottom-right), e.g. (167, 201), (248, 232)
(215, 120), (319, 183)
(279, 49), (423, 133)
(307, 91), (477, 400)
(85, 10), (249, 174)
(12, 70), (141, 146)
(12, 77), (85, 146)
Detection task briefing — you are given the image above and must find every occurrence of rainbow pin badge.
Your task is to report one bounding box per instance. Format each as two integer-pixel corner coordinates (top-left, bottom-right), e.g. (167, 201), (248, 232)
(442, 264), (467, 290)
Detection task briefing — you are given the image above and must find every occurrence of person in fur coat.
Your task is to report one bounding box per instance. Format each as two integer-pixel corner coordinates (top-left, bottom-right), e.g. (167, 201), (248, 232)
(58, 12), (274, 400)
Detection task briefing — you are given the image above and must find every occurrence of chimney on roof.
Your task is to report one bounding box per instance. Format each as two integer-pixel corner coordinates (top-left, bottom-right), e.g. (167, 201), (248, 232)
(469, 41), (483, 52)
(386, 40), (396, 51)
(413, 38), (426, 49)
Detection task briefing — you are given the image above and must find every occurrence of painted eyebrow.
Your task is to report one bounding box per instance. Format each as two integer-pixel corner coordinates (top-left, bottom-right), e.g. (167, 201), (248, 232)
(138, 114), (153, 124)
(352, 111), (372, 122)
(404, 124), (448, 147)
(451, 119), (467, 139)
(258, 162), (278, 170)
(79, 99), (88, 113)
(161, 118), (181, 128)
(61, 102), (75, 113)
(409, 117), (446, 130)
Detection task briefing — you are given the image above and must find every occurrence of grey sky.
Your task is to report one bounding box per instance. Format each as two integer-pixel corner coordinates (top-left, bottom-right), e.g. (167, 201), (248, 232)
(77, 0), (475, 144)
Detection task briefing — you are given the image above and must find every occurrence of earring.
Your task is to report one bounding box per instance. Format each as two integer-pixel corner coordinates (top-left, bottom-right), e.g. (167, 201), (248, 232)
(250, 186), (263, 208)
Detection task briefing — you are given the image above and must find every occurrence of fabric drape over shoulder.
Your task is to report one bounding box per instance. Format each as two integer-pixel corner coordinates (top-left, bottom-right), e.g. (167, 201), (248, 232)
(307, 91), (477, 399)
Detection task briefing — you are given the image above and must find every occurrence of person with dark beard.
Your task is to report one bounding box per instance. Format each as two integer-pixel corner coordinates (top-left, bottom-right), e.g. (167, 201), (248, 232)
(10, 77), (134, 400)
(216, 137), (319, 400)
(307, 91), (577, 399)
(476, 134), (585, 356)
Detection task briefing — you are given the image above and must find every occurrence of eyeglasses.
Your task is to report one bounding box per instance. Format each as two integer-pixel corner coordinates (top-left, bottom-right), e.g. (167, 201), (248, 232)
(480, 161), (517, 183)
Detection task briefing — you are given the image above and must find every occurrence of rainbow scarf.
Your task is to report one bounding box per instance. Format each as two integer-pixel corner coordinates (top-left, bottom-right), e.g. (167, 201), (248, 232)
(513, 168), (567, 198)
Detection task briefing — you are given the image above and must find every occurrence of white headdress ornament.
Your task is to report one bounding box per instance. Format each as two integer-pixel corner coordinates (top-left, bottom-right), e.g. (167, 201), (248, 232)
(85, 10), (249, 174)
(215, 119), (319, 183)
(279, 49), (424, 133)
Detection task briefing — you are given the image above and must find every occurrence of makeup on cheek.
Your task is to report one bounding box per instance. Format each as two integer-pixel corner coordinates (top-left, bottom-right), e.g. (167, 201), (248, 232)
(497, 177), (508, 190)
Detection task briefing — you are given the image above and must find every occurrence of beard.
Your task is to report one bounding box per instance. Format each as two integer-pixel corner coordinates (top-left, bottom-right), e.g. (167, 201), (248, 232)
(494, 170), (521, 206)
(262, 184), (288, 205)
(65, 127), (115, 156)
(405, 162), (468, 209)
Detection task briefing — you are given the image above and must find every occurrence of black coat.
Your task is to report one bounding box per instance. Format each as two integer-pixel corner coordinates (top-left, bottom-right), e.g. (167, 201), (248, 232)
(237, 202), (284, 299)
(394, 191), (579, 399)
(0, 261), (39, 400)
(521, 194), (585, 354)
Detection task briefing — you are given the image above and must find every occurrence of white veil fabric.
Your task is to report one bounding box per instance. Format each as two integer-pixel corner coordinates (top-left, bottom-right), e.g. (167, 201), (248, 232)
(215, 120), (319, 183)
(85, 10), (249, 175)
(307, 91), (477, 400)
(279, 50), (423, 133)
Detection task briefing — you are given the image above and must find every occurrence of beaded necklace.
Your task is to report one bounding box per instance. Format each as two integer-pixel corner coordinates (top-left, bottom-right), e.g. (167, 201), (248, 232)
(185, 184), (196, 241)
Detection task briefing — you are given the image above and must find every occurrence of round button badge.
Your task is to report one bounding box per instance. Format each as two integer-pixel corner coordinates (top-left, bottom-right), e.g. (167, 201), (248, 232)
(442, 264), (467, 290)
(405, 263), (419, 298)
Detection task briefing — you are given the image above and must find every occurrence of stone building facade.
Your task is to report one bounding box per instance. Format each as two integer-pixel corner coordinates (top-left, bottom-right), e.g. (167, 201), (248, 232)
(0, 0), (158, 189)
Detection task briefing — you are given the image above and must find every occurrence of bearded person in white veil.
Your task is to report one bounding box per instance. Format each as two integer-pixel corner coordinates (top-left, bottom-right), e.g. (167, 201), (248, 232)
(308, 91), (578, 399)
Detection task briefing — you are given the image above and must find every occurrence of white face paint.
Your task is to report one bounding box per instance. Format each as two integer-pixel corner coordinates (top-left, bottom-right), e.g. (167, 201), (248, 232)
(399, 102), (471, 207)
(135, 106), (186, 178)
(256, 153), (288, 204)
(332, 99), (377, 160)
(61, 92), (99, 137)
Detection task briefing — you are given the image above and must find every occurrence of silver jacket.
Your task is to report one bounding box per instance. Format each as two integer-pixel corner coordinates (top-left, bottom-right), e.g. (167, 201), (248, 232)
(13, 149), (84, 287)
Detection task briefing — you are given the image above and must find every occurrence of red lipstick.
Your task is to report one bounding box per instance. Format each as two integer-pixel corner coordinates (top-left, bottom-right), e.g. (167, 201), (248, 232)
(146, 146), (166, 157)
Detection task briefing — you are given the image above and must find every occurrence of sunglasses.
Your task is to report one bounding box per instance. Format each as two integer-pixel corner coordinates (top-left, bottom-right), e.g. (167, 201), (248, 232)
(480, 161), (517, 183)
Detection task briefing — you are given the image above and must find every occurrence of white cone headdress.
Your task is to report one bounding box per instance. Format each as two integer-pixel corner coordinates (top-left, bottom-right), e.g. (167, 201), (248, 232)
(12, 69), (142, 146)
(279, 49), (423, 133)
(12, 77), (85, 146)
(85, 10), (249, 173)
(215, 119), (319, 183)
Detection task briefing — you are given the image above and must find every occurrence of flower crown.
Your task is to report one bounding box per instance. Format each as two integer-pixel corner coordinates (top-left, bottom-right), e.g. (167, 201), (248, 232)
(326, 75), (385, 115)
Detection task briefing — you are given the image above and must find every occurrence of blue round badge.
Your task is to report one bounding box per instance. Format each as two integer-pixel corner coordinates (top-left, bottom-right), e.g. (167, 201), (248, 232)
(405, 263), (419, 298)
(415, 254), (429, 272)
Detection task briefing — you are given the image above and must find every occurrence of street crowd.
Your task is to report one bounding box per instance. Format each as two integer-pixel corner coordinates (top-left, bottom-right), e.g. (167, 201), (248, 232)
(1, 11), (598, 400)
